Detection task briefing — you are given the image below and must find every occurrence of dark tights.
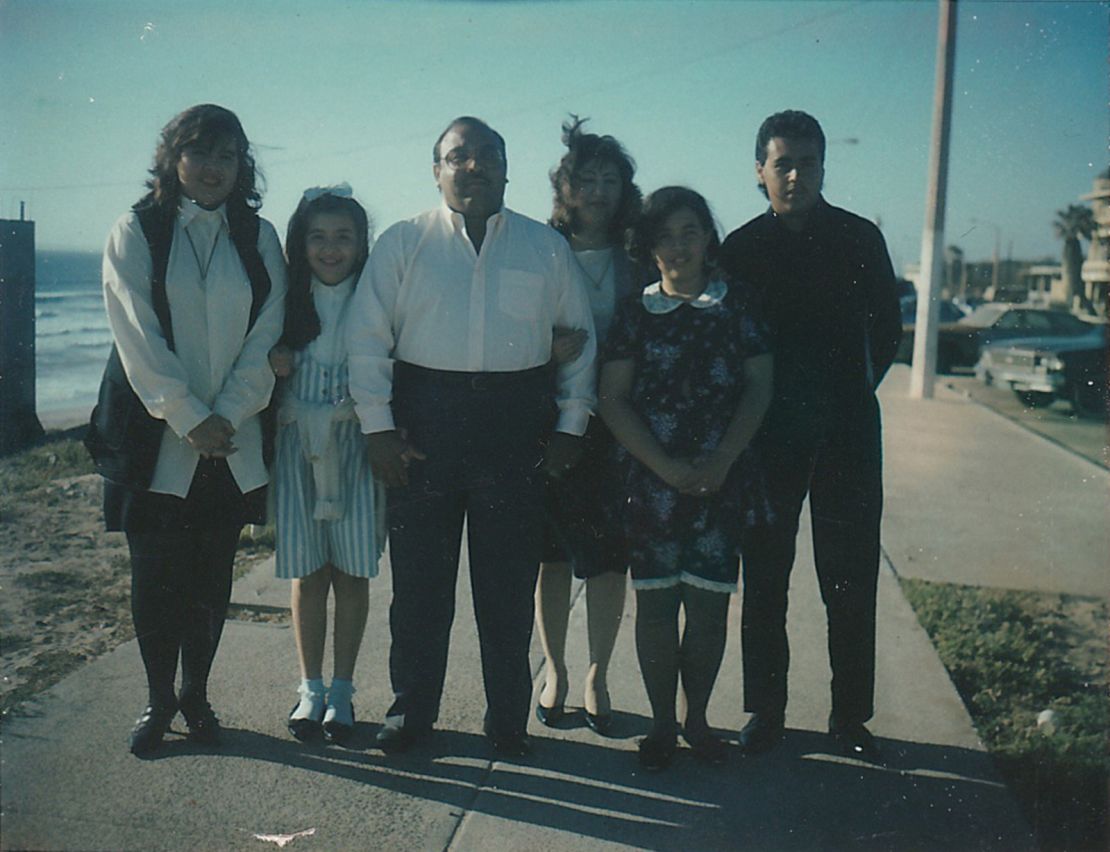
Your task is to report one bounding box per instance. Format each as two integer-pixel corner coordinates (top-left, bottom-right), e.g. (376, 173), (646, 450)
(127, 527), (240, 711)
(635, 583), (730, 739)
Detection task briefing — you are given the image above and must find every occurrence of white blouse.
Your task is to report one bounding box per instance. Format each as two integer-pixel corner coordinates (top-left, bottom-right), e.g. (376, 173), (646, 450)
(102, 198), (286, 497)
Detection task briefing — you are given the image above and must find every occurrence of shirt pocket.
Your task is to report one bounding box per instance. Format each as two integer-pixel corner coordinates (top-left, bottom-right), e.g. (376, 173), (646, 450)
(497, 270), (545, 320)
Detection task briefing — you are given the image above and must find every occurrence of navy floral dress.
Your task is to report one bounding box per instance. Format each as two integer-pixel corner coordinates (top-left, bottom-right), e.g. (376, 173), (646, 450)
(602, 279), (774, 592)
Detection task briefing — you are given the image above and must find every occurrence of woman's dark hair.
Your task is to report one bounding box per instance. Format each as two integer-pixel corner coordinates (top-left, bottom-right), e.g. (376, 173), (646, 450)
(143, 104), (262, 213)
(629, 186), (721, 272)
(283, 192), (373, 351)
(549, 115), (641, 244)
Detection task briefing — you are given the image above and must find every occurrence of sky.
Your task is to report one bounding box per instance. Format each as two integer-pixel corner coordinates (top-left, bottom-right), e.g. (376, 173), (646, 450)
(1, 0), (1106, 273)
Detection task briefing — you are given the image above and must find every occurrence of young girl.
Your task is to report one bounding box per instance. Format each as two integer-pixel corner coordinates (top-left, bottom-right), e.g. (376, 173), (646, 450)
(270, 185), (384, 746)
(535, 116), (643, 735)
(598, 187), (774, 770)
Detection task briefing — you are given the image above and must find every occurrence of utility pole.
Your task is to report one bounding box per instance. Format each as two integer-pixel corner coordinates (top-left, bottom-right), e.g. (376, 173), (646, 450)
(910, 0), (957, 399)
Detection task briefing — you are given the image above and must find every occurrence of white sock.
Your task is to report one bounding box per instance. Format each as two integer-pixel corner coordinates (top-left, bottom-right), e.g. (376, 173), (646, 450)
(290, 678), (325, 721)
(325, 678), (355, 727)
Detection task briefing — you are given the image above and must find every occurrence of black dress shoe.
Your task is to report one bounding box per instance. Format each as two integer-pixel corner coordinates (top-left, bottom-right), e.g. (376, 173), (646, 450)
(637, 732), (677, 771)
(288, 703), (324, 742)
(129, 704), (177, 756)
(535, 703), (564, 727)
(582, 709), (614, 736)
(738, 713), (785, 755)
(180, 699), (221, 746)
(829, 722), (882, 762)
(323, 703), (356, 747)
(375, 723), (428, 754)
(683, 729), (728, 765)
(483, 720), (532, 758)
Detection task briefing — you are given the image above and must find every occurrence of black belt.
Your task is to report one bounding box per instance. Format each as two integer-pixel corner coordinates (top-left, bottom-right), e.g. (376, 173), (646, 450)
(395, 361), (550, 391)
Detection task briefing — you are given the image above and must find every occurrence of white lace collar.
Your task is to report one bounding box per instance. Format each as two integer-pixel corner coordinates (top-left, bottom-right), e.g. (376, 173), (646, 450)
(641, 279), (728, 315)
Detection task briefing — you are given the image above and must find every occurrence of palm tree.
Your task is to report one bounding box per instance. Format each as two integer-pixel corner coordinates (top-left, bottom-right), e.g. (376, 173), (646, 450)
(1053, 204), (1095, 311)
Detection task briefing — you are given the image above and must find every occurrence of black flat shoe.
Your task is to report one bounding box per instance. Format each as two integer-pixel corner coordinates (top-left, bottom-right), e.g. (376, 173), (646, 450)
(684, 730), (728, 765)
(287, 703), (324, 742)
(535, 702), (565, 727)
(375, 723), (429, 754)
(483, 721), (533, 758)
(583, 709), (614, 736)
(129, 704), (176, 756)
(738, 713), (785, 755)
(323, 703), (356, 747)
(829, 722), (882, 763)
(637, 732), (677, 772)
(180, 699), (221, 746)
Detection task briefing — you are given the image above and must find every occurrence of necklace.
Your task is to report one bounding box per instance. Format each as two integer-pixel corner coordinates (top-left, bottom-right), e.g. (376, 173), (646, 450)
(184, 226), (222, 285)
(573, 248), (613, 290)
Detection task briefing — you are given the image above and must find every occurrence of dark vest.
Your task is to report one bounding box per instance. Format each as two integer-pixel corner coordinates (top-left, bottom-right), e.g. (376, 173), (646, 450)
(84, 199), (271, 489)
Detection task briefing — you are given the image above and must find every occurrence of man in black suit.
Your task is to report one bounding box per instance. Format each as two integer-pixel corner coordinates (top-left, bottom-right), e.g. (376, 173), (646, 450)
(719, 110), (901, 760)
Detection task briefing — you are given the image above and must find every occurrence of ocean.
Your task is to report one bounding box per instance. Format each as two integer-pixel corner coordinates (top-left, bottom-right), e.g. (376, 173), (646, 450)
(35, 251), (111, 426)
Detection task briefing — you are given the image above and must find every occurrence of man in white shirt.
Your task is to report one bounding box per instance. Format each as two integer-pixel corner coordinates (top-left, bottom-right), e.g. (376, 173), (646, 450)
(347, 116), (596, 756)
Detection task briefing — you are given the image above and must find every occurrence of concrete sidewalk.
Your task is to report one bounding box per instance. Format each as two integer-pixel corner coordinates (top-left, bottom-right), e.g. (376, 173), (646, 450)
(2, 364), (1072, 851)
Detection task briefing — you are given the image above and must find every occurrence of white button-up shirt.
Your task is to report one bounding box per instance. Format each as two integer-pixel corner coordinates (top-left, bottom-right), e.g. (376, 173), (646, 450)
(347, 203), (597, 436)
(102, 198), (286, 497)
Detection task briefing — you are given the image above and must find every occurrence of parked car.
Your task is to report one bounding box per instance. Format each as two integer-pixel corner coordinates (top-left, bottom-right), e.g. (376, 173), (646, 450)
(975, 328), (1108, 417)
(894, 298), (969, 367)
(897, 302), (1098, 373)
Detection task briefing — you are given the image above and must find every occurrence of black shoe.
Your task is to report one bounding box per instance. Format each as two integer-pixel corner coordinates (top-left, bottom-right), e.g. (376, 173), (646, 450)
(375, 722), (428, 754)
(535, 702), (564, 727)
(829, 722), (881, 762)
(129, 704), (176, 756)
(483, 720), (532, 758)
(323, 703), (356, 747)
(583, 709), (614, 737)
(683, 729), (728, 765)
(738, 713), (785, 755)
(180, 699), (221, 746)
(637, 732), (677, 771)
(288, 703), (324, 742)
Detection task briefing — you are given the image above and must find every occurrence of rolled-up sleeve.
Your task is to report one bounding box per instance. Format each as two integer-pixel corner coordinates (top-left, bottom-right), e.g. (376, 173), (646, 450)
(212, 221), (286, 428)
(348, 225), (404, 434)
(102, 212), (211, 439)
(551, 240), (597, 435)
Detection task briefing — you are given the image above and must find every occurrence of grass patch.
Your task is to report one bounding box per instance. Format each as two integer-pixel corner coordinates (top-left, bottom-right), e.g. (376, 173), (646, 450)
(0, 437), (94, 495)
(901, 578), (1108, 851)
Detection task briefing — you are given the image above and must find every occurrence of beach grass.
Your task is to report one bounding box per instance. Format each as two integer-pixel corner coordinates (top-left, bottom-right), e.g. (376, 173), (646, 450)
(901, 577), (1109, 851)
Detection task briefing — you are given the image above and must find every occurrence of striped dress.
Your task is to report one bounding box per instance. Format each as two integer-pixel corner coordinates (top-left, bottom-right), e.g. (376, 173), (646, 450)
(274, 279), (384, 579)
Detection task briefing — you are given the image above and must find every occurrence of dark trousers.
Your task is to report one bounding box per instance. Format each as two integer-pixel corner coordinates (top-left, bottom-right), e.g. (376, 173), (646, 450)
(740, 398), (883, 727)
(127, 526), (240, 710)
(385, 364), (552, 737)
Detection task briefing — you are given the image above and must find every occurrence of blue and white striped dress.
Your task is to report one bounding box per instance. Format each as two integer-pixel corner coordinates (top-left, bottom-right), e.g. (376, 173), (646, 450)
(274, 277), (384, 579)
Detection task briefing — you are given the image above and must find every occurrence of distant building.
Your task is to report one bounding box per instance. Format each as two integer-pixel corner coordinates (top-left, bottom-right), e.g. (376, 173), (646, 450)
(1021, 264), (1065, 308)
(1080, 172), (1110, 315)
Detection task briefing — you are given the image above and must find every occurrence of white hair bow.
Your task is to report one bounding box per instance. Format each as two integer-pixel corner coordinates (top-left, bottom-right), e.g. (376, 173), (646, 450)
(302, 182), (353, 202)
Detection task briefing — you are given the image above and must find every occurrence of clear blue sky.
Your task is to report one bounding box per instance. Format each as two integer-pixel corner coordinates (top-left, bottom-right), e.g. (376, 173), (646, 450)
(1, 0), (1105, 272)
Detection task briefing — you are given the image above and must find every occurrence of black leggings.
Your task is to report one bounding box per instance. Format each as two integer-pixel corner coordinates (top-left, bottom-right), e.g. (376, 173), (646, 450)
(127, 527), (240, 710)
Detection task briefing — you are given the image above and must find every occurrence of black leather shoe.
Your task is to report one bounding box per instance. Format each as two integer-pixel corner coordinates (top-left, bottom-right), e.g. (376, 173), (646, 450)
(535, 703), (564, 727)
(830, 722), (881, 762)
(583, 710), (614, 736)
(683, 730), (728, 765)
(288, 703), (324, 742)
(375, 723), (428, 754)
(129, 704), (176, 756)
(483, 720), (532, 758)
(180, 699), (221, 746)
(637, 732), (677, 771)
(738, 713), (785, 755)
(323, 702), (356, 747)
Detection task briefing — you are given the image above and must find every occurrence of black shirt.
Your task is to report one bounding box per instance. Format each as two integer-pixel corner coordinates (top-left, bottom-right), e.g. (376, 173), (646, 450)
(719, 199), (901, 442)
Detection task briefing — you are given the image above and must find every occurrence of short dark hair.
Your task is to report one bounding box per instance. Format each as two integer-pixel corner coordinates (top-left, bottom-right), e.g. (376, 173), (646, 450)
(629, 186), (720, 271)
(145, 104), (262, 211)
(283, 191), (373, 350)
(432, 116), (507, 164)
(754, 110), (826, 165)
(549, 115), (642, 244)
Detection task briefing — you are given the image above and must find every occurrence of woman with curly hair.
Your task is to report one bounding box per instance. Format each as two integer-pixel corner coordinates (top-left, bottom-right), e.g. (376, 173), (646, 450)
(534, 116), (644, 736)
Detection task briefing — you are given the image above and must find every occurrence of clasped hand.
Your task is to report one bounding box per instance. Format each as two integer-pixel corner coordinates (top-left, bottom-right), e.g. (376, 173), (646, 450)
(186, 414), (237, 458)
(659, 450), (734, 496)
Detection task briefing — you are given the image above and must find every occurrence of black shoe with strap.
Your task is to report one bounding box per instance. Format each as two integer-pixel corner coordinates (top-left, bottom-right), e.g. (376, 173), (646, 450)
(180, 698), (221, 746)
(129, 703), (177, 756)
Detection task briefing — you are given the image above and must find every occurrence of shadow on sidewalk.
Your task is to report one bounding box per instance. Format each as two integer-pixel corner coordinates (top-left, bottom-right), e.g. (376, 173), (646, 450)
(135, 724), (1026, 850)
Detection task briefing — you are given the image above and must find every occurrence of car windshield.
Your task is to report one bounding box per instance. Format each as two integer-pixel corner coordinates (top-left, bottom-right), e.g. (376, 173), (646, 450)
(963, 304), (1010, 327)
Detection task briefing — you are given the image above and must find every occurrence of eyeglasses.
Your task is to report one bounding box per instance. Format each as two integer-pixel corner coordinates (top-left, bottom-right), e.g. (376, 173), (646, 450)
(440, 146), (504, 169)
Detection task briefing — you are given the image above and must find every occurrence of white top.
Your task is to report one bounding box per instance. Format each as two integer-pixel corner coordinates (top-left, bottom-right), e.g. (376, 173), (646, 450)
(641, 279), (728, 315)
(347, 203), (597, 436)
(102, 198), (287, 497)
(307, 274), (355, 368)
(574, 247), (617, 344)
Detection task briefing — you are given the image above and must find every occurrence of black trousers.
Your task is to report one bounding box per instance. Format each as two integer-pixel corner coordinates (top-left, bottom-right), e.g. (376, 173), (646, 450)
(385, 363), (553, 737)
(740, 397), (883, 727)
(127, 525), (240, 710)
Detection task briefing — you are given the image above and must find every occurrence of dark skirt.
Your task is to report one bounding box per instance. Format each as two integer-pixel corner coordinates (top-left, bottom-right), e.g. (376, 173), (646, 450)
(542, 416), (628, 578)
(103, 457), (267, 533)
